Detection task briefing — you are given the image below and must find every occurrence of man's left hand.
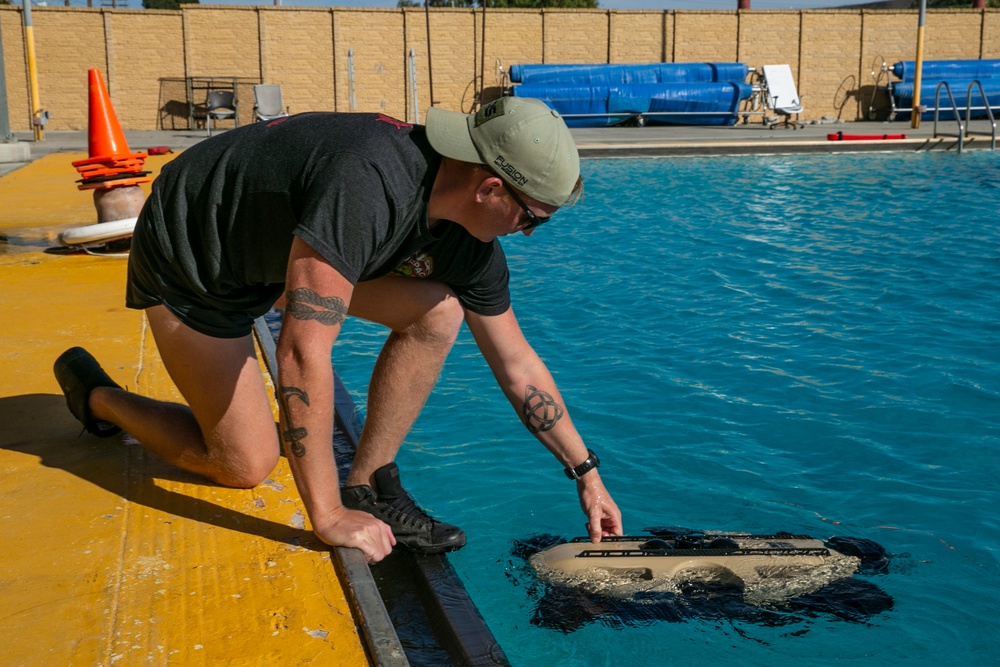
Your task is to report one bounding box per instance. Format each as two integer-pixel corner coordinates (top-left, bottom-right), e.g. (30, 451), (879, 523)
(577, 472), (623, 542)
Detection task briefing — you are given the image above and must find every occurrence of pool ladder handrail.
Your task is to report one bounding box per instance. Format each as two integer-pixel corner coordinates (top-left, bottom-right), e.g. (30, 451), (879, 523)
(933, 82), (966, 151)
(933, 80), (997, 153)
(964, 80), (996, 151)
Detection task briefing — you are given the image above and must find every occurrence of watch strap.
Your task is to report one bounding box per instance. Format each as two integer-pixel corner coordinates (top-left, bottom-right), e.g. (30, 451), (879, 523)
(564, 449), (600, 480)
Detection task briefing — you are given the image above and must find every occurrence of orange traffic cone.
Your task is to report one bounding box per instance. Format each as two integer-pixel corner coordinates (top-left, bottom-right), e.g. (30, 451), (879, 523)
(71, 69), (150, 191)
(85, 68), (130, 160)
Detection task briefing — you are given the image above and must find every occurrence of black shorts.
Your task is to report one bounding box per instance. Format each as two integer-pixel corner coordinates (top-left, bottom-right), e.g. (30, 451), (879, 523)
(125, 195), (278, 339)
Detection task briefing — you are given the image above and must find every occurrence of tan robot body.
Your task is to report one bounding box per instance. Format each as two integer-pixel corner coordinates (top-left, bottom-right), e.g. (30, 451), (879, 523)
(531, 532), (867, 604)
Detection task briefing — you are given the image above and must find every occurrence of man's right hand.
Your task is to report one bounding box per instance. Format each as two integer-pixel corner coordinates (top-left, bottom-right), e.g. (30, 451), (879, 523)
(315, 506), (396, 563)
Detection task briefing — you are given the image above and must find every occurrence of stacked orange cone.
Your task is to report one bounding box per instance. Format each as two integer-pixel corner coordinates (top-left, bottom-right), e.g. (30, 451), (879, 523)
(71, 69), (151, 191)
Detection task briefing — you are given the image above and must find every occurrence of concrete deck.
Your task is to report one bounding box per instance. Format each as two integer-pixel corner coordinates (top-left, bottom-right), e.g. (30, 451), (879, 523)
(570, 118), (997, 157)
(1, 115), (996, 181)
(0, 153), (374, 666)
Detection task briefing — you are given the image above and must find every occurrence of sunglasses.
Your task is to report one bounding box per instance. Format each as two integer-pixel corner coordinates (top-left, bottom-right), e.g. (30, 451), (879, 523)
(500, 179), (552, 231)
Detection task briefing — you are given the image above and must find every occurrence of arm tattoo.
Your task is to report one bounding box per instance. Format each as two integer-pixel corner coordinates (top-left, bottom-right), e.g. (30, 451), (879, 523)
(285, 287), (347, 327)
(277, 385), (310, 457)
(522, 385), (564, 434)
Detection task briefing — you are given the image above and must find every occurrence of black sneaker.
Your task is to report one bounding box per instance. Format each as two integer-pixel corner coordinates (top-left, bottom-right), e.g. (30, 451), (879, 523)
(53, 347), (123, 438)
(341, 462), (466, 554)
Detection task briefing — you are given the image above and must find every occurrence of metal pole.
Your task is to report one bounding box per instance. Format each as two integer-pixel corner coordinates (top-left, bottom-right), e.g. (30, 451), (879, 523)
(347, 48), (356, 112)
(408, 48), (419, 124)
(478, 1), (486, 109)
(22, 0), (44, 140)
(911, 0), (927, 130)
(0, 15), (13, 142)
(424, 1), (436, 107)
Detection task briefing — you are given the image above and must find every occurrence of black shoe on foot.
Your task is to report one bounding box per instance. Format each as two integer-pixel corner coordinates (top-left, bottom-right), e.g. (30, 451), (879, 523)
(341, 462), (466, 554)
(53, 346), (123, 438)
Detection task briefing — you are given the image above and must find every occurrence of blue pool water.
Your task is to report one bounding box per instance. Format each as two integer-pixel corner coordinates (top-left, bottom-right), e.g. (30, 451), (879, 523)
(333, 151), (1000, 666)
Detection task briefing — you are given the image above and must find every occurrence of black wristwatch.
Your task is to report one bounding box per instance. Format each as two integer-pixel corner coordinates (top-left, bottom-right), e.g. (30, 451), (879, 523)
(564, 449), (600, 480)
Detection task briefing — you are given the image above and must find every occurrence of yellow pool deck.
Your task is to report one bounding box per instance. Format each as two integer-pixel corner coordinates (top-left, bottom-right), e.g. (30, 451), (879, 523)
(0, 154), (373, 666)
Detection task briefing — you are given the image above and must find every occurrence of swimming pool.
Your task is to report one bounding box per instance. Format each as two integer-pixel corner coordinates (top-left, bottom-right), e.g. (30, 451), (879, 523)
(333, 151), (1000, 666)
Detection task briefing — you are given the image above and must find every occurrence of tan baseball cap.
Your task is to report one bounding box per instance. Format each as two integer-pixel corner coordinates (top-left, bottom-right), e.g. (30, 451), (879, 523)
(425, 97), (580, 207)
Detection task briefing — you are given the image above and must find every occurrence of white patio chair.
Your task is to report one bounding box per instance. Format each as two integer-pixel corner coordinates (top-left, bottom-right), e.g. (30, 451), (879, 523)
(253, 84), (290, 123)
(762, 64), (804, 129)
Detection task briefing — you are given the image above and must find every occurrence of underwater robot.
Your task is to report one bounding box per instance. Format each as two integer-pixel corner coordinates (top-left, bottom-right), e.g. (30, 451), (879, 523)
(531, 529), (888, 603)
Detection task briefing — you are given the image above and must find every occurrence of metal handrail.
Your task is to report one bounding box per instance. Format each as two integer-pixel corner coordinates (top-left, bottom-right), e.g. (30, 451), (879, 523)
(964, 80), (997, 151)
(933, 81), (965, 152)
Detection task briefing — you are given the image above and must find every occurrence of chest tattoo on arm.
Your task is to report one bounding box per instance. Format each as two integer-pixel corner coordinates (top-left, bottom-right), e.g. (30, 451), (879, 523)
(285, 287), (347, 326)
(522, 385), (564, 434)
(278, 385), (310, 457)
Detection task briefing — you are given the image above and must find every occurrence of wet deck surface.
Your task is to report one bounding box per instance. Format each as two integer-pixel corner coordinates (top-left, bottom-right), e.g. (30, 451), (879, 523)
(0, 154), (372, 666)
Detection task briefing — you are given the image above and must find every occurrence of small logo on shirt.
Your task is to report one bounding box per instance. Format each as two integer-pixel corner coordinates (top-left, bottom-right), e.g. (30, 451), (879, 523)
(392, 251), (433, 278)
(376, 115), (412, 130)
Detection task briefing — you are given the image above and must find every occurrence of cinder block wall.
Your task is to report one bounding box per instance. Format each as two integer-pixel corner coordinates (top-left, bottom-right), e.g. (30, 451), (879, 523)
(1, 5), (997, 132)
(113, 11), (186, 130)
(986, 11), (1000, 58)
(411, 8), (477, 118)
(609, 11), (666, 64)
(673, 11), (739, 64)
(335, 9), (405, 119)
(801, 11), (864, 121)
(474, 8), (544, 109)
(543, 10), (610, 64)
(260, 8), (336, 118)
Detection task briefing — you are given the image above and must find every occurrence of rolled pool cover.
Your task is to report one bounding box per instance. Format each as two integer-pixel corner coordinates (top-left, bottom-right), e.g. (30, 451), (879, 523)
(513, 81), (753, 127)
(512, 84), (619, 126)
(891, 80), (1000, 120)
(509, 62), (750, 87)
(640, 82), (752, 126)
(891, 59), (1000, 83)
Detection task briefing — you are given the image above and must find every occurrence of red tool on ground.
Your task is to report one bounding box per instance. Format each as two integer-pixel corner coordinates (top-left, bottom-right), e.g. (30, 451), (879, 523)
(827, 131), (908, 141)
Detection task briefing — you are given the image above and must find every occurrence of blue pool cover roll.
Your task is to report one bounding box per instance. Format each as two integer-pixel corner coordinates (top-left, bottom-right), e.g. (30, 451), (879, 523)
(513, 85), (618, 126)
(513, 82), (753, 127)
(617, 82), (753, 126)
(891, 59), (1000, 83)
(892, 81), (1000, 100)
(888, 60), (1000, 119)
(892, 81), (1000, 120)
(509, 63), (750, 87)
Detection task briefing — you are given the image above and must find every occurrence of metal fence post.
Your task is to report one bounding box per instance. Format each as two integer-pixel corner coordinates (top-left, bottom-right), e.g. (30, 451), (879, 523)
(0, 10), (13, 142)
